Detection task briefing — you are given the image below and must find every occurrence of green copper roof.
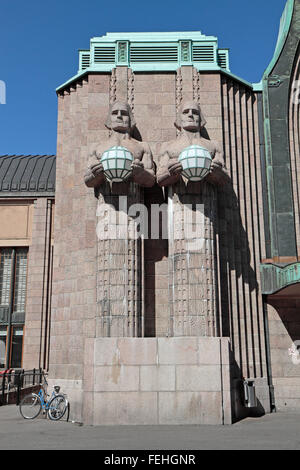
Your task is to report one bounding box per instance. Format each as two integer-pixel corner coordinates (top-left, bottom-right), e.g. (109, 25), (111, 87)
(56, 31), (236, 92)
(77, 31), (229, 73)
(263, 0), (294, 78)
(260, 262), (300, 295)
(91, 32), (218, 42)
(56, 30), (266, 92)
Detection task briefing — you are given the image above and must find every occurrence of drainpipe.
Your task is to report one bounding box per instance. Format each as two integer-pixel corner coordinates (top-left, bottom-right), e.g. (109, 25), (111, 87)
(43, 200), (53, 370)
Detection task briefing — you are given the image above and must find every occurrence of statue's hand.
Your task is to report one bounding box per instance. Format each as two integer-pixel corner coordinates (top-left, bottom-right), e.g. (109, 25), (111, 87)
(210, 159), (223, 173)
(206, 158), (229, 186)
(89, 162), (104, 177)
(131, 159), (144, 174)
(168, 160), (182, 176)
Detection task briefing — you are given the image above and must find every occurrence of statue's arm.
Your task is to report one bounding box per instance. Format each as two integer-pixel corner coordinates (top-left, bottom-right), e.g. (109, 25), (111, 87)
(211, 142), (225, 169)
(84, 152), (106, 188)
(157, 145), (181, 187)
(206, 143), (228, 185)
(132, 143), (155, 188)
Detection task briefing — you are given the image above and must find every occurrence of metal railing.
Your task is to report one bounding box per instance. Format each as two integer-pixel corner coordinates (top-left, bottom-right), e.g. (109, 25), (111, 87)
(0, 368), (45, 406)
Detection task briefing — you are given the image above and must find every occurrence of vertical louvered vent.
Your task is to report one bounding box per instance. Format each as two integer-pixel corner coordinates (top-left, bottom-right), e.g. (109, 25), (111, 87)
(217, 51), (228, 70)
(192, 45), (215, 62)
(81, 53), (90, 70)
(130, 46), (178, 63)
(94, 46), (115, 63)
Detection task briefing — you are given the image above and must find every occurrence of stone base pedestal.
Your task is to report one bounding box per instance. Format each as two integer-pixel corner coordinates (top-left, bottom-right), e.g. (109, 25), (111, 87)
(49, 336), (234, 425)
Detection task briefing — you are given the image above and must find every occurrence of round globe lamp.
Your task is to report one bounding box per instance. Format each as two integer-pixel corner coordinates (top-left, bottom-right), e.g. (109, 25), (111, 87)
(101, 146), (133, 182)
(179, 145), (212, 182)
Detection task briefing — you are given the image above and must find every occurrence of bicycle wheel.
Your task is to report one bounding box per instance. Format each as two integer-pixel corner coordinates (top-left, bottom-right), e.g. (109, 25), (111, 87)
(48, 394), (68, 421)
(19, 393), (42, 420)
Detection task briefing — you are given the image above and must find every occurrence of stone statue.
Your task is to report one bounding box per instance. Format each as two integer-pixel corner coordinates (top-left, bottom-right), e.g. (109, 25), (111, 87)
(84, 101), (155, 188)
(156, 100), (227, 337)
(157, 100), (226, 186)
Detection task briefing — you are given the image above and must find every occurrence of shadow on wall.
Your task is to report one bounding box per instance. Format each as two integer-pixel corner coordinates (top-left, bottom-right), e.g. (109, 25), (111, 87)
(217, 179), (270, 422)
(217, 178), (261, 367)
(267, 296), (300, 344)
(143, 184), (168, 337)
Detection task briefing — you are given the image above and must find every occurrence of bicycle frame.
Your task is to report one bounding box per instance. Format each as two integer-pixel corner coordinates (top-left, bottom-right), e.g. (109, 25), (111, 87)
(37, 387), (56, 410)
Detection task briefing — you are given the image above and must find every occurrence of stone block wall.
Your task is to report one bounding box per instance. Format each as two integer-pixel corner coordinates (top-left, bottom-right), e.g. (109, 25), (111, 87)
(80, 336), (232, 425)
(49, 75), (102, 382)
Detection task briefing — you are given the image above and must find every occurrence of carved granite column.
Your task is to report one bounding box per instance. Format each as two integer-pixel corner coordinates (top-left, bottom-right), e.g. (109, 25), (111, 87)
(167, 180), (218, 336)
(96, 181), (144, 336)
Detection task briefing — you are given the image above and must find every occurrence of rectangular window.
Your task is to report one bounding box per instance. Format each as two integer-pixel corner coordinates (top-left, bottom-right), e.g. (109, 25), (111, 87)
(10, 326), (23, 369)
(13, 249), (28, 313)
(0, 249), (13, 308)
(0, 248), (28, 315)
(0, 248), (28, 368)
(0, 326), (7, 368)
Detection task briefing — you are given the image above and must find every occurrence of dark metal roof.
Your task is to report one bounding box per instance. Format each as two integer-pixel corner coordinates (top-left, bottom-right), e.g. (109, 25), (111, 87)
(0, 155), (56, 197)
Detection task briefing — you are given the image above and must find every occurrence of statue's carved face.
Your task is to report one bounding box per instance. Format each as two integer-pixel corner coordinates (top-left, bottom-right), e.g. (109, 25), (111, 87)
(110, 102), (131, 133)
(180, 101), (201, 132)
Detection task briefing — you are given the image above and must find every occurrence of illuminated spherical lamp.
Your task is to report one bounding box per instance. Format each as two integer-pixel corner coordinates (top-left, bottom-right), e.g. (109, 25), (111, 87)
(101, 146), (133, 182)
(179, 145), (212, 182)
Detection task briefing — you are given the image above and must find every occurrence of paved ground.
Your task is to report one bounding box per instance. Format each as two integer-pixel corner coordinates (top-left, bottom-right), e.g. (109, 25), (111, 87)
(0, 405), (300, 450)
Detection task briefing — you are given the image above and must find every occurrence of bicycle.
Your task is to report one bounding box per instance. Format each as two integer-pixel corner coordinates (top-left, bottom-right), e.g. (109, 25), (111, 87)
(19, 377), (69, 421)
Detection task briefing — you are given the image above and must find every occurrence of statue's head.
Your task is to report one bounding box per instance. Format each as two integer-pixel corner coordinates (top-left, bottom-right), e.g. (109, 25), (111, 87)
(175, 100), (207, 132)
(105, 101), (136, 134)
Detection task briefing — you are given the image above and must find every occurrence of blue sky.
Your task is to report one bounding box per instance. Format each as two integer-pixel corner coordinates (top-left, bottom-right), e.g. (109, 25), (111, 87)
(0, 0), (287, 155)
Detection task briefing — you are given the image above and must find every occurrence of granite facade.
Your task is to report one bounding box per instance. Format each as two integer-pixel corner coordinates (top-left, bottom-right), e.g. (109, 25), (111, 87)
(44, 68), (271, 424)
